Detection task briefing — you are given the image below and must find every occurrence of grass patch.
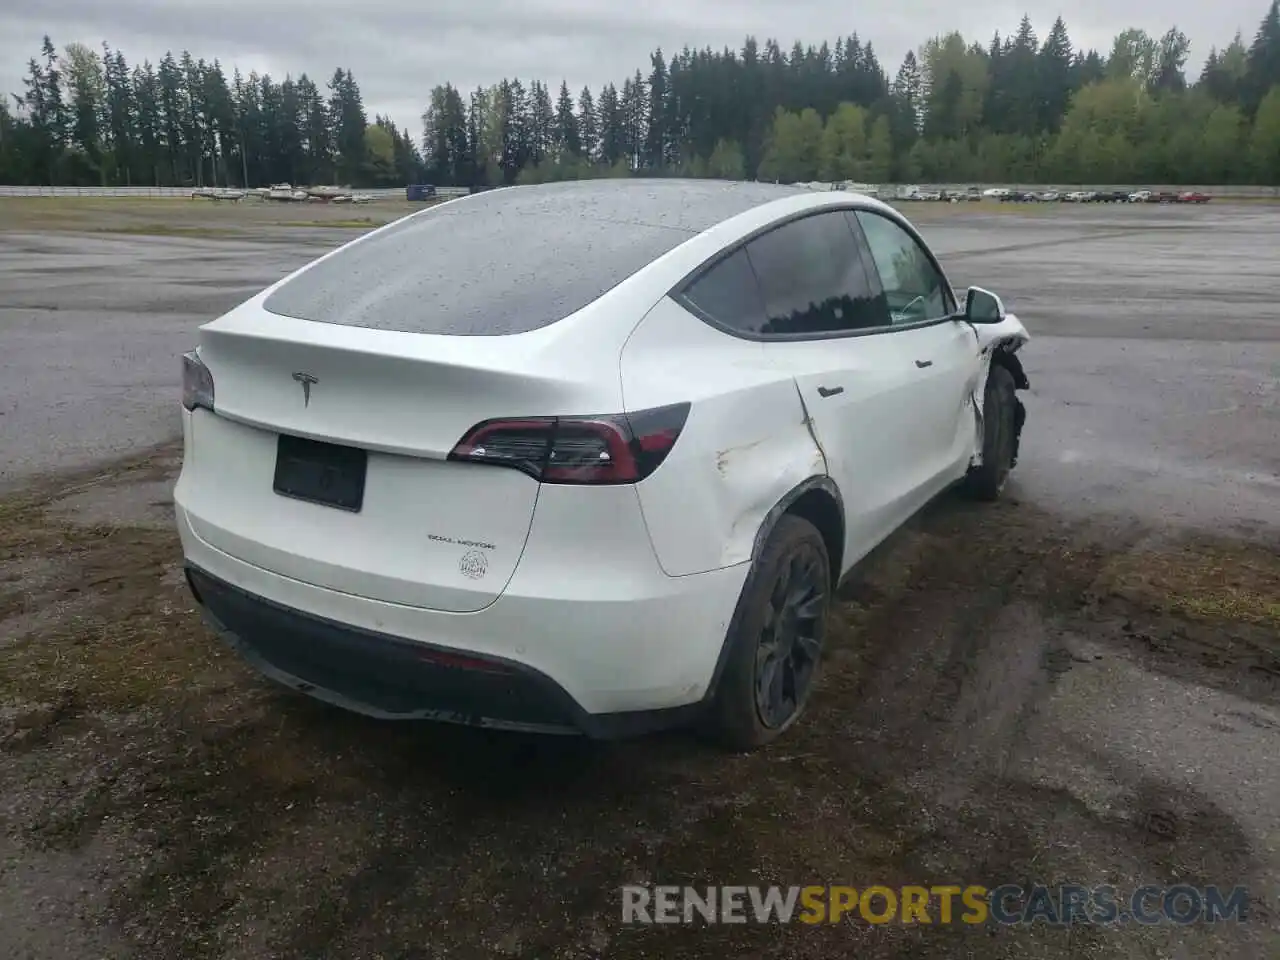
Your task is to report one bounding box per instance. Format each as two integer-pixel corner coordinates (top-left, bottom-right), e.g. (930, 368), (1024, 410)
(0, 443), (219, 713)
(88, 223), (245, 238)
(276, 217), (383, 229)
(1095, 538), (1280, 629)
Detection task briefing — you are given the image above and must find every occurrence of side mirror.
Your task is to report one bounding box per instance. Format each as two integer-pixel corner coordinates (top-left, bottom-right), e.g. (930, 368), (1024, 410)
(965, 286), (1006, 324)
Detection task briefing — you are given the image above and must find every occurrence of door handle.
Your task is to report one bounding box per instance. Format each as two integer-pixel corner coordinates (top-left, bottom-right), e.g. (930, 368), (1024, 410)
(915, 359), (933, 368)
(817, 385), (844, 398)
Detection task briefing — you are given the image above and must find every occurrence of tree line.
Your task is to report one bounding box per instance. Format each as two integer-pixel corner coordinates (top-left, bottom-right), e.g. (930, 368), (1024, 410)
(3, 4), (1280, 188)
(423, 4), (1280, 187)
(1, 39), (425, 187)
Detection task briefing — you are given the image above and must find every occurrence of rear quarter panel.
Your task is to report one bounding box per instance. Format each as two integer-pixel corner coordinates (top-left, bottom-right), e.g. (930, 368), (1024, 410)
(619, 297), (827, 577)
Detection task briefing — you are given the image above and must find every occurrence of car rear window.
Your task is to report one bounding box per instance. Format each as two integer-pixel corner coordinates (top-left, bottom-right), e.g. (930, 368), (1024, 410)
(262, 188), (703, 336)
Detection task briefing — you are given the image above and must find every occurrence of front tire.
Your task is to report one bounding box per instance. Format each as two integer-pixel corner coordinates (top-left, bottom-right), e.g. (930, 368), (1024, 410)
(705, 515), (831, 751)
(963, 363), (1020, 501)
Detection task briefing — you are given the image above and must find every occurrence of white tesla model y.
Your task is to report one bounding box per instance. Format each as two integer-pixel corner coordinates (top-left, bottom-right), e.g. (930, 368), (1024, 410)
(175, 179), (1030, 750)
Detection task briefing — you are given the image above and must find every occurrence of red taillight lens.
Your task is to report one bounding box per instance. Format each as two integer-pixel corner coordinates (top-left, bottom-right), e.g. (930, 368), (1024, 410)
(447, 403), (690, 485)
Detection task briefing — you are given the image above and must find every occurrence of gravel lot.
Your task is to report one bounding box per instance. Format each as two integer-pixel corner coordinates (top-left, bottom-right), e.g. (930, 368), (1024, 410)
(1, 197), (1277, 960)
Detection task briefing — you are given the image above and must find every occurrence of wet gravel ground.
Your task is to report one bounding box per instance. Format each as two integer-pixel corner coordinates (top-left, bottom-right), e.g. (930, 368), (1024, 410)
(0, 199), (1277, 959)
(0, 232), (334, 489)
(908, 202), (1280, 535)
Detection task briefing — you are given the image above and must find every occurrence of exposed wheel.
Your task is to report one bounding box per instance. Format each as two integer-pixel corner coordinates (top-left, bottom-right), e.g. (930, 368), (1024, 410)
(963, 363), (1019, 501)
(704, 515), (831, 751)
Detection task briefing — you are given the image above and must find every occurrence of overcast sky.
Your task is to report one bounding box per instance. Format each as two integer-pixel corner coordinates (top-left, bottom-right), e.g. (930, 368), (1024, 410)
(2, 1), (1268, 137)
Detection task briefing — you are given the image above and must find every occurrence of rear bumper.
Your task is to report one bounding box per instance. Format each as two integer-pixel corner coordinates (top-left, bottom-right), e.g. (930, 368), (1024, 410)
(176, 505), (749, 735)
(188, 565), (690, 737)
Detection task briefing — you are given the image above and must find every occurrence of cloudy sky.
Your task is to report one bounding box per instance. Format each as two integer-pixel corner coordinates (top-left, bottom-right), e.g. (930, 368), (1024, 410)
(2, 1), (1268, 136)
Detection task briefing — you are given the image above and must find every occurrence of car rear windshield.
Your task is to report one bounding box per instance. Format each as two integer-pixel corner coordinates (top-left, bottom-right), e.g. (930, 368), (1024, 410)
(262, 185), (715, 336)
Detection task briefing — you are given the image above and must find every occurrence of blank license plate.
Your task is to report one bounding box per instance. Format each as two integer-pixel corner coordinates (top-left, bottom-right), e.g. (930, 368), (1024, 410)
(273, 434), (367, 512)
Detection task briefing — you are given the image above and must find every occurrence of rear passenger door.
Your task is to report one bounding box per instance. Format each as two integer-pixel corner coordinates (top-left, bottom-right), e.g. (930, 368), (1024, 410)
(851, 209), (980, 487)
(736, 210), (933, 575)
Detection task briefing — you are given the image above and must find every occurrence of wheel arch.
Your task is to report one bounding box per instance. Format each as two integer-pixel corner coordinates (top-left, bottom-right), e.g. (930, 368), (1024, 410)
(990, 341), (1029, 390)
(750, 475), (846, 587)
(702, 475), (845, 705)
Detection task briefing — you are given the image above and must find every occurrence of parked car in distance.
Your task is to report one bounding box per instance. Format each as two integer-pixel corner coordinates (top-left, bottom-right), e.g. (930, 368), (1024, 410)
(1129, 190), (1152, 203)
(1179, 191), (1211, 203)
(1095, 191), (1130, 203)
(965, 187), (983, 201)
(1154, 191), (1180, 203)
(983, 187), (1011, 199)
(1037, 191), (1061, 202)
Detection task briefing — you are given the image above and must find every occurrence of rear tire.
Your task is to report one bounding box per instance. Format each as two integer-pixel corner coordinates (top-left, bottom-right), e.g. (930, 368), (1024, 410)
(963, 364), (1019, 502)
(704, 515), (831, 751)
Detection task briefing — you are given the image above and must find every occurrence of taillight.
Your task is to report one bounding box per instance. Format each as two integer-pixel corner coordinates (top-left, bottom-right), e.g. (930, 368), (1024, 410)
(448, 403), (690, 485)
(181, 350), (215, 412)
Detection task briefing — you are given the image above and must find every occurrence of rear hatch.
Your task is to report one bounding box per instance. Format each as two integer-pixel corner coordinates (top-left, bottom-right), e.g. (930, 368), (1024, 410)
(183, 311), (620, 613)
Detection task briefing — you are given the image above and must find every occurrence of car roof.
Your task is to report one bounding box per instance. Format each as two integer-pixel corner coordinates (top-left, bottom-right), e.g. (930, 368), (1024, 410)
(462, 178), (816, 232)
(262, 179), (827, 337)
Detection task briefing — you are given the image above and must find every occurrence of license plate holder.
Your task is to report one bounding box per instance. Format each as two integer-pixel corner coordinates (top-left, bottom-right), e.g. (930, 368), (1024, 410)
(273, 434), (367, 512)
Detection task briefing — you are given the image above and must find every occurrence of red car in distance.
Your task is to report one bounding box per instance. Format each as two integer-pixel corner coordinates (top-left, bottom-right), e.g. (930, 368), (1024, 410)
(1179, 191), (1211, 203)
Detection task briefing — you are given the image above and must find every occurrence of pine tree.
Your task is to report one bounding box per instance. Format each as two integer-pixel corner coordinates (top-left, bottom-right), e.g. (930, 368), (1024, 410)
(645, 51), (670, 168)
(577, 86), (599, 164)
(529, 81), (555, 164)
(104, 47), (135, 184)
(619, 72), (648, 167)
(64, 43), (104, 177)
(327, 68), (367, 184)
(554, 81), (580, 159)
(133, 62), (161, 184)
(1037, 18), (1074, 132)
(1244, 0), (1280, 113)
(157, 53), (183, 184)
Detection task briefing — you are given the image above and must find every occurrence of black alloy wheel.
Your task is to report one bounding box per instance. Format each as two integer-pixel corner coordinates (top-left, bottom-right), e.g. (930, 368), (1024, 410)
(704, 514), (831, 750)
(754, 550), (826, 729)
(962, 364), (1018, 501)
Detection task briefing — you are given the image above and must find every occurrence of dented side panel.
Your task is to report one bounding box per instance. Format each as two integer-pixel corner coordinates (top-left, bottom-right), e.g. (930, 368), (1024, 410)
(619, 298), (828, 577)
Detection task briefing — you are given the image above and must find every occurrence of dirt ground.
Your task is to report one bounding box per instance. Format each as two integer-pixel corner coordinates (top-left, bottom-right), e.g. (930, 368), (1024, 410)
(1, 442), (1276, 959)
(1, 195), (1278, 959)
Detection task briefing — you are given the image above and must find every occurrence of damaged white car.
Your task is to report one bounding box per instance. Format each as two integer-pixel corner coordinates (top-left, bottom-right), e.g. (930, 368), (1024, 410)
(175, 179), (1029, 750)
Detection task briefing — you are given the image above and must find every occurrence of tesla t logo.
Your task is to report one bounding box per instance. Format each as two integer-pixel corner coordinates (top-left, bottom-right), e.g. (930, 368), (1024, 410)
(291, 371), (318, 407)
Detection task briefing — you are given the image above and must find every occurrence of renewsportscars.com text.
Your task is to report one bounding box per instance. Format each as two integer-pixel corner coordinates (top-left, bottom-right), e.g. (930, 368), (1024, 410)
(621, 884), (1250, 926)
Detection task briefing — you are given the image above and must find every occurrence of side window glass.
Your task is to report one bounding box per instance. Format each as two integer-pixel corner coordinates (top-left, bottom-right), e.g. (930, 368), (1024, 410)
(854, 211), (953, 325)
(745, 212), (889, 336)
(679, 248), (768, 335)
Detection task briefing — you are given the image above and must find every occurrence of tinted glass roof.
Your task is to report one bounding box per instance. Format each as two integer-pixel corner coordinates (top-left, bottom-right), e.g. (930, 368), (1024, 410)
(262, 179), (806, 336)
